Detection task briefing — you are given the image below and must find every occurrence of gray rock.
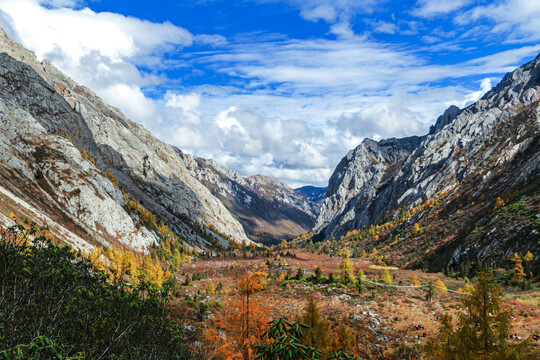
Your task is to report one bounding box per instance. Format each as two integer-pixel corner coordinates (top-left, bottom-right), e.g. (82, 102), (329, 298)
(316, 52), (540, 241)
(0, 27), (253, 251)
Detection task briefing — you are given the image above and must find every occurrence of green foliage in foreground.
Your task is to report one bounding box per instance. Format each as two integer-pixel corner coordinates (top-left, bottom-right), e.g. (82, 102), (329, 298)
(254, 319), (354, 360)
(424, 271), (534, 359)
(0, 225), (191, 360)
(0, 334), (85, 360)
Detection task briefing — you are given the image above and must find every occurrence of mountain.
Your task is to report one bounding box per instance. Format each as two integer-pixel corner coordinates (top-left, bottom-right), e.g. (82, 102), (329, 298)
(294, 186), (327, 206)
(0, 27), (253, 252)
(315, 53), (540, 269)
(177, 150), (317, 243)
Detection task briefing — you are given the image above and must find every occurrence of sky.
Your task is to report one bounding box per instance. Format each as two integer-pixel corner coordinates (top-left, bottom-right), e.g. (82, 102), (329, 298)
(0, 0), (539, 187)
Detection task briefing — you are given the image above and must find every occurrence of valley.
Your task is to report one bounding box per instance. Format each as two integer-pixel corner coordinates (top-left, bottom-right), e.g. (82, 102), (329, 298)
(0, 4), (539, 358)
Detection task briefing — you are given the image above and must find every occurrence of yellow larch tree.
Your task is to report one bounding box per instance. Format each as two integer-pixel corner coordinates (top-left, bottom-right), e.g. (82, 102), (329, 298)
(409, 273), (421, 286)
(433, 279), (447, 293)
(381, 268), (392, 284)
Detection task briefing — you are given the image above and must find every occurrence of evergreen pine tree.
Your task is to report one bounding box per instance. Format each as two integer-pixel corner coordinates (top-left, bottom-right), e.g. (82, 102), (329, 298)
(301, 294), (331, 357)
(424, 271), (529, 359)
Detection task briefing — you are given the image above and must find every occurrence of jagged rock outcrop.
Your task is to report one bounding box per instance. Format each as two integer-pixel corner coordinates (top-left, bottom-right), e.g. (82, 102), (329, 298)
(316, 52), (540, 256)
(314, 136), (422, 235)
(177, 150), (316, 242)
(0, 27), (252, 251)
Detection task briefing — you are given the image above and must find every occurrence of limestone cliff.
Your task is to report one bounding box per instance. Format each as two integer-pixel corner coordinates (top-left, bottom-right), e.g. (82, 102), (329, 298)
(316, 53), (540, 267)
(0, 28), (252, 251)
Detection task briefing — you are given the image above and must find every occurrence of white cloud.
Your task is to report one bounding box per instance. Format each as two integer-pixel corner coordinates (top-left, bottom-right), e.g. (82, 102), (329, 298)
(300, 3), (337, 22)
(38, 0), (84, 8)
(412, 0), (471, 18)
(370, 20), (398, 34)
(165, 92), (202, 124)
(1, 0), (538, 187)
(99, 84), (158, 125)
(457, 0), (540, 42)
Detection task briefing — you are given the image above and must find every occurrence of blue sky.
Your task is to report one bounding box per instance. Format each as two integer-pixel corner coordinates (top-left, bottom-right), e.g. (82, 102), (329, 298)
(1, 0), (539, 187)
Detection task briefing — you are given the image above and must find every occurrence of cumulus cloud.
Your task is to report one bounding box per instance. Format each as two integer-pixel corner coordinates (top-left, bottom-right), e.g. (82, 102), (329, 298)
(337, 98), (426, 140)
(165, 92), (203, 124)
(1, 0), (538, 187)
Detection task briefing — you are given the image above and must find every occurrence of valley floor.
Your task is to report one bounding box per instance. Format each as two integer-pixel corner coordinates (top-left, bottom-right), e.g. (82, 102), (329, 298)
(174, 249), (540, 358)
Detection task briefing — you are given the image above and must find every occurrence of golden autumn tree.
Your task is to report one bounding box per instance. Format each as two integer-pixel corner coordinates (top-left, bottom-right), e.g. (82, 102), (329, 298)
(433, 279), (447, 293)
(88, 247), (107, 271)
(493, 197), (505, 213)
(206, 281), (215, 294)
(409, 273), (421, 286)
(511, 253), (526, 282)
(338, 250), (355, 285)
(523, 251), (533, 263)
(381, 268), (392, 284)
(204, 268), (271, 360)
(412, 223), (421, 235)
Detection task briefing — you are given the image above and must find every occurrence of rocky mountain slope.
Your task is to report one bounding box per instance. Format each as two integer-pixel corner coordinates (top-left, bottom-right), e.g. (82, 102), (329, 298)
(177, 150), (317, 243)
(315, 53), (540, 268)
(294, 186), (327, 206)
(0, 27), (253, 252)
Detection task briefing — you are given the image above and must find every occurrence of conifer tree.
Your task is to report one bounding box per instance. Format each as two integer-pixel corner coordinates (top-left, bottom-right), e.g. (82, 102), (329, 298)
(331, 323), (355, 355)
(206, 281), (215, 294)
(381, 268), (392, 284)
(300, 294), (331, 356)
(511, 253), (526, 282)
(295, 267), (304, 280)
(216, 281), (224, 293)
(314, 267), (322, 279)
(356, 269), (366, 293)
(204, 270), (270, 359)
(338, 252), (355, 285)
(424, 271), (529, 359)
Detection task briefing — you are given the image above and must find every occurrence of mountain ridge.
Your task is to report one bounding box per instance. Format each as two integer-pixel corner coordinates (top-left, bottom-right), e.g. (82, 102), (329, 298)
(176, 149), (318, 243)
(0, 27), (254, 251)
(315, 52), (540, 268)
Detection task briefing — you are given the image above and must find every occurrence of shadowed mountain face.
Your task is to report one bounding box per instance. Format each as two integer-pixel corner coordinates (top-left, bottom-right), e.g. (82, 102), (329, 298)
(176, 150), (318, 244)
(316, 53), (540, 269)
(0, 27), (254, 252)
(294, 186), (327, 206)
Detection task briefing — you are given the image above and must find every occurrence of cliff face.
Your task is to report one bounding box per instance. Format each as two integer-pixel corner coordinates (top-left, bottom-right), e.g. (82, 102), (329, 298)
(316, 53), (540, 266)
(314, 136), (422, 236)
(0, 28), (252, 251)
(177, 150), (317, 243)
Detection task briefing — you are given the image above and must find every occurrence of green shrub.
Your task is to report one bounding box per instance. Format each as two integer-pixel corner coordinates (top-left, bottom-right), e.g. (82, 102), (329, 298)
(0, 225), (192, 359)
